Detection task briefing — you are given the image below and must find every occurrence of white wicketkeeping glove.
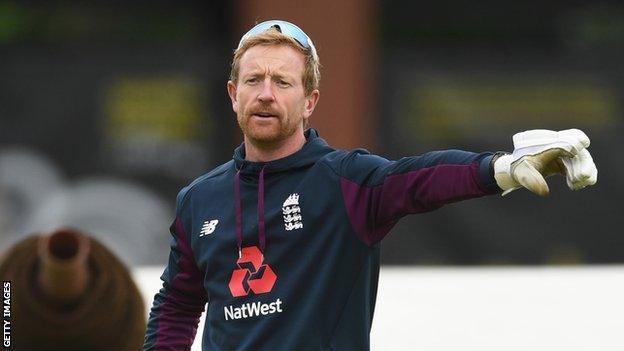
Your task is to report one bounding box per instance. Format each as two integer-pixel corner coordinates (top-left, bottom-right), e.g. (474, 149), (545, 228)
(494, 129), (598, 196)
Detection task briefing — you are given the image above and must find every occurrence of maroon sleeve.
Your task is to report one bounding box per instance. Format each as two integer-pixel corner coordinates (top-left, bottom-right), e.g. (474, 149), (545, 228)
(143, 218), (208, 350)
(339, 150), (499, 246)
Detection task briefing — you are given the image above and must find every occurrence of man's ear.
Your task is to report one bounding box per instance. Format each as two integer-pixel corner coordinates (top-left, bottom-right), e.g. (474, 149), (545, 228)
(227, 80), (238, 112)
(303, 89), (320, 118)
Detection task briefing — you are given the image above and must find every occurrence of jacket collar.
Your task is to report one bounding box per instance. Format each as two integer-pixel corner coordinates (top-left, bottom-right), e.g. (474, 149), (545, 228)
(233, 128), (333, 174)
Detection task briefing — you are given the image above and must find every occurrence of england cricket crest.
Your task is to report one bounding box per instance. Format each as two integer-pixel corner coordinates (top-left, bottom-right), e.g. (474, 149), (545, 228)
(282, 193), (303, 231)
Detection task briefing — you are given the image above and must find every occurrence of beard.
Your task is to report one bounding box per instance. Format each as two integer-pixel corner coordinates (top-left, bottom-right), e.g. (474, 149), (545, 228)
(237, 110), (303, 147)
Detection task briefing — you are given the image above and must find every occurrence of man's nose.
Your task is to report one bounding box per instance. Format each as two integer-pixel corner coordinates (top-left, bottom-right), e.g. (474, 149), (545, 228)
(257, 79), (275, 103)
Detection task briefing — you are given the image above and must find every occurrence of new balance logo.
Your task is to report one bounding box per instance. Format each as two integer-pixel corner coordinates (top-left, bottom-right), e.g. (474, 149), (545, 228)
(282, 193), (303, 231)
(200, 220), (219, 237)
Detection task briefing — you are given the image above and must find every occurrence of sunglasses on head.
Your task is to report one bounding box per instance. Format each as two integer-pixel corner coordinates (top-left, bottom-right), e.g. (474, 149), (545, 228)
(238, 20), (318, 58)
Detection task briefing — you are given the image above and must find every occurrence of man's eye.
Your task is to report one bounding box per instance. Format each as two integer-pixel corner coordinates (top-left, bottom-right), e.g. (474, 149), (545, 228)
(277, 80), (290, 87)
(246, 78), (259, 84)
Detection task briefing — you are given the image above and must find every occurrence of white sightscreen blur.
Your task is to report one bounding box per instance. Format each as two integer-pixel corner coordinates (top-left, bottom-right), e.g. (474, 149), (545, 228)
(135, 265), (624, 351)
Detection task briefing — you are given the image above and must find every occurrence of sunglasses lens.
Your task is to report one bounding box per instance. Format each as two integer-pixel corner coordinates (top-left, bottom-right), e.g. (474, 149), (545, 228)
(240, 20), (313, 51)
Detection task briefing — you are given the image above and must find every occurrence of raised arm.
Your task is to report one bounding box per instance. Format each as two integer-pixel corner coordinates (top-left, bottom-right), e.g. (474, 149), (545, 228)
(338, 149), (499, 246)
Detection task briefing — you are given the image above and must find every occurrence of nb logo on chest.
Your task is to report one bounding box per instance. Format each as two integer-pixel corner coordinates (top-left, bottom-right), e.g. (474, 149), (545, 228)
(199, 220), (219, 237)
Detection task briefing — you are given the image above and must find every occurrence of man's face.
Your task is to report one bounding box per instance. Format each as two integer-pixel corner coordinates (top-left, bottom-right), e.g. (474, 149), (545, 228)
(227, 44), (319, 146)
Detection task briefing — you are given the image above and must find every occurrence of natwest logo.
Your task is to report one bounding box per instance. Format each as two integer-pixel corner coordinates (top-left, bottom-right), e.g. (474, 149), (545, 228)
(228, 246), (277, 297)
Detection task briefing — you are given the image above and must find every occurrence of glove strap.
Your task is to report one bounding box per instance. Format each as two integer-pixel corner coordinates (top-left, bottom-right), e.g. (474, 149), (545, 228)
(493, 153), (521, 195)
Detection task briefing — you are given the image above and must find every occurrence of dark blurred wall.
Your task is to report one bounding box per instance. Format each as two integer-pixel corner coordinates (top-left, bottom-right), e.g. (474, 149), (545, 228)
(378, 0), (624, 264)
(0, 1), (234, 197)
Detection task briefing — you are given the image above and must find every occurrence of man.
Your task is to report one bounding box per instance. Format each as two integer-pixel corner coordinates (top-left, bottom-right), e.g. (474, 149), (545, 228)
(143, 20), (597, 350)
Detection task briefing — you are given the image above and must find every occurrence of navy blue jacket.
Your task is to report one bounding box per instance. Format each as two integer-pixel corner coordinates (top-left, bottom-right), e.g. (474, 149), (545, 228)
(144, 129), (500, 350)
